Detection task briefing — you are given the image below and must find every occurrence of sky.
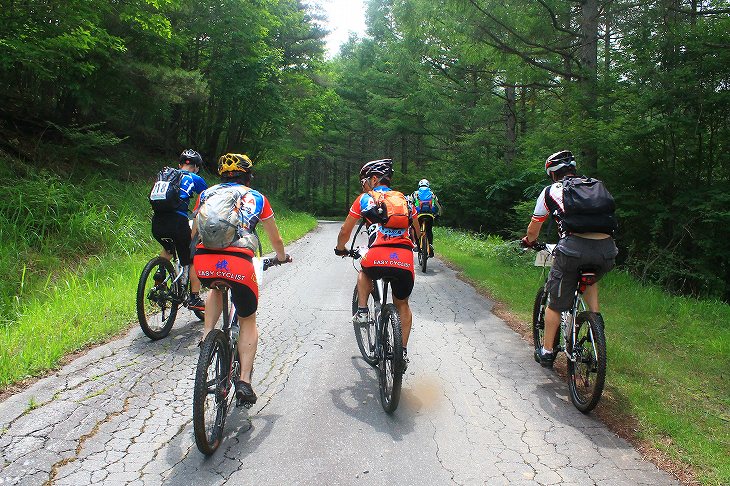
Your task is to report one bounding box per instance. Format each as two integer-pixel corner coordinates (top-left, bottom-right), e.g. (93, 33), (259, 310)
(314, 0), (368, 58)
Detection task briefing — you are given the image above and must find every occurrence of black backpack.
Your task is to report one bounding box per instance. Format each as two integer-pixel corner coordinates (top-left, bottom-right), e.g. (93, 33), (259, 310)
(549, 176), (617, 235)
(149, 167), (183, 213)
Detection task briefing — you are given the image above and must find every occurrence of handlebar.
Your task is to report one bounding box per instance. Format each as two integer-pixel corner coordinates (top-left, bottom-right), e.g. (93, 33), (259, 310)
(262, 254), (292, 271)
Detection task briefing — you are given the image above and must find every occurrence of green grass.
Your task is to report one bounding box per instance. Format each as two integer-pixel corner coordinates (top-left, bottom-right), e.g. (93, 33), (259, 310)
(0, 156), (316, 389)
(434, 227), (729, 486)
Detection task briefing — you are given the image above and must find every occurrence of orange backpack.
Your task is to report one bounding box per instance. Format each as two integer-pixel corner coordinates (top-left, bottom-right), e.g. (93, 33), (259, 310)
(368, 190), (411, 229)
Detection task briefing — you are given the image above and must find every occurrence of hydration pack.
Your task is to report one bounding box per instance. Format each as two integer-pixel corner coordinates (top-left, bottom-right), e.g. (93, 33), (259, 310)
(550, 176), (617, 235)
(417, 187), (434, 213)
(365, 190), (411, 229)
(149, 167), (182, 213)
(197, 186), (259, 251)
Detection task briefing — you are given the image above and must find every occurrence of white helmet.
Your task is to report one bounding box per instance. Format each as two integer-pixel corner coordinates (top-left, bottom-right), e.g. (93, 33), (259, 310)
(418, 179), (430, 188)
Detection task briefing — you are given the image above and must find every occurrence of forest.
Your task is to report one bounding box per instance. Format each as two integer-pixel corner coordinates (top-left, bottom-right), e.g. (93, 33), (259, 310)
(1, 0), (729, 299)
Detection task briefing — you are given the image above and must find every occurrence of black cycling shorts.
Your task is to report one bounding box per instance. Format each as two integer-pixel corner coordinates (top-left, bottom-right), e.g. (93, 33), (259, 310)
(151, 213), (193, 266)
(361, 266), (415, 300)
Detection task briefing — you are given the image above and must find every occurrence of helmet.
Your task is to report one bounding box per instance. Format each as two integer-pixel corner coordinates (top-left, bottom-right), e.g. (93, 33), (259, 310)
(217, 153), (253, 176)
(179, 149), (203, 167)
(359, 159), (393, 179)
(545, 150), (576, 176)
(418, 179), (430, 188)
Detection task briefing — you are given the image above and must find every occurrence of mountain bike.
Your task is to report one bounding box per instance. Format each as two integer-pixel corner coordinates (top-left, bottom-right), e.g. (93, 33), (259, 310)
(192, 257), (288, 455)
(347, 226), (405, 413)
(136, 239), (205, 340)
(528, 242), (607, 413)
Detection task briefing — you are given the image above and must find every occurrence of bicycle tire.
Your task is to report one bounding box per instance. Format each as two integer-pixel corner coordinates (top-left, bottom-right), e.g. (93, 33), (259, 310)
(193, 329), (231, 455)
(378, 303), (403, 413)
(568, 312), (607, 413)
(351, 285), (379, 366)
(419, 233), (428, 273)
(137, 257), (178, 340)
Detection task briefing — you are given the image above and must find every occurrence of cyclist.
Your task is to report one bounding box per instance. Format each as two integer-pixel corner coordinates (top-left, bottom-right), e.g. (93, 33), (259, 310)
(410, 179), (442, 257)
(521, 150), (618, 367)
(151, 149), (208, 310)
(335, 159), (420, 369)
(193, 153), (291, 406)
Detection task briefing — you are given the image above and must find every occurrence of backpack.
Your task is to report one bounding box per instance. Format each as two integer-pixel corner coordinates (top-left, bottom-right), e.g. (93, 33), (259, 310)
(197, 186), (259, 251)
(554, 176), (617, 235)
(149, 167), (182, 213)
(366, 190), (411, 229)
(417, 187), (434, 213)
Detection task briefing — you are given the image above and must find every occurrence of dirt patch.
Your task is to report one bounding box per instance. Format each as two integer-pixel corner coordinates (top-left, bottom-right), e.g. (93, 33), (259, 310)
(443, 260), (700, 486)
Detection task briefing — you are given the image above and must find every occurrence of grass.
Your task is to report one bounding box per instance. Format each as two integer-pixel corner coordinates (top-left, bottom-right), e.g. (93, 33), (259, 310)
(434, 227), (729, 486)
(0, 156), (317, 390)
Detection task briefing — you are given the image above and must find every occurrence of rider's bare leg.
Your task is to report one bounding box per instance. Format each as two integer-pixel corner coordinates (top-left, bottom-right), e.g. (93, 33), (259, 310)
(202, 289), (223, 340)
(357, 271), (374, 307)
(190, 265), (202, 293)
(543, 306), (560, 353)
(583, 283), (600, 312)
(393, 296), (412, 347)
(238, 313), (258, 383)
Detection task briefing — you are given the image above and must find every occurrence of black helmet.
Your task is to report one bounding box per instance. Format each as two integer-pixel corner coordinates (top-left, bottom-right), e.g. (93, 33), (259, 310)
(179, 149), (203, 167)
(544, 150), (576, 176)
(359, 159), (394, 179)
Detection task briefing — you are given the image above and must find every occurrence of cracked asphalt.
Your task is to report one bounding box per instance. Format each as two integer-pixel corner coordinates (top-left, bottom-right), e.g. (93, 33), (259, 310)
(0, 222), (679, 485)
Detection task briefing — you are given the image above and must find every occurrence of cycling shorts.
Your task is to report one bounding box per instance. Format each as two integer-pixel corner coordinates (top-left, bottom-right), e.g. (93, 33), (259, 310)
(193, 246), (258, 318)
(361, 246), (415, 300)
(152, 213), (192, 265)
(546, 235), (618, 312)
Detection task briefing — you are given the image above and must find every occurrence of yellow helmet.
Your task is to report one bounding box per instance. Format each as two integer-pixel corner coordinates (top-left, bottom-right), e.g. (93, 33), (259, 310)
(217, 153), (253, 175)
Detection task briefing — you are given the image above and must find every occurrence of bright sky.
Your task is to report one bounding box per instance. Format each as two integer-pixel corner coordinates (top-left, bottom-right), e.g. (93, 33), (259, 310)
(313, 0), (368, 58)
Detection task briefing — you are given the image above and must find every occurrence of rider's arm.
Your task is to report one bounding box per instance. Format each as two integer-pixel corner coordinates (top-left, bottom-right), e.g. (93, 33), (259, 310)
(526, 219), (543, 243)
(336, 215), (359, 251)
(261, 216), (287, 261)
(525, 188), (548, 243)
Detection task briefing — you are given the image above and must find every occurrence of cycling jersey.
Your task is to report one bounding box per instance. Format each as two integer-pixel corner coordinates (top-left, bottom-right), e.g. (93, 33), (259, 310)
(349, 186), (417, 249)
(175, 170), (208, 218)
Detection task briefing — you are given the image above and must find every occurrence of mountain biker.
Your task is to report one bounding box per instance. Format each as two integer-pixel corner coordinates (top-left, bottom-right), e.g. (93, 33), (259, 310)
(335, 159), (421, 369)
(193, 153), (291, 406)
(521, 150), (618, 367)
(410, 179), (442, 257)
(151, 149), (208, 309)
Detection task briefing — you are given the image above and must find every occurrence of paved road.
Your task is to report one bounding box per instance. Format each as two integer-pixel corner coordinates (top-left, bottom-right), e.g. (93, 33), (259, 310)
(0, 222), (679, 486)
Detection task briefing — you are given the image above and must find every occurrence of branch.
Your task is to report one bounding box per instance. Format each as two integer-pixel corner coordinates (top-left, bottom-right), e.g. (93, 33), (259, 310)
(536, 0), (578, 36)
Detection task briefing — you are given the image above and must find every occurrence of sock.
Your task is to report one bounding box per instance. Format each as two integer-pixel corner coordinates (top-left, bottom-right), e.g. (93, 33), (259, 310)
(190, 292), (199, 298)
(403, 347), (408, 355)
(358, 306), (368, 314)
(542, 346), (552, 355)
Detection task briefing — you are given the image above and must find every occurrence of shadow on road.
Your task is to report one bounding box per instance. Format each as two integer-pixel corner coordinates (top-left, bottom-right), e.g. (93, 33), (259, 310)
(162, 411), (281, 484)
(329, 356), (416, 441)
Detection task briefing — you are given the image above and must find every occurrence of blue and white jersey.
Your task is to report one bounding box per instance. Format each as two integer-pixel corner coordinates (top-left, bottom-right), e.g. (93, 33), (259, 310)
(176, 171), (207, 217)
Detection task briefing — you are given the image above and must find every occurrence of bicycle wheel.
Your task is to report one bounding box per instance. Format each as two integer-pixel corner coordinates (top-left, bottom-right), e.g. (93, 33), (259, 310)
(193, 329), (231, 455)
(378, 303), (403, 413)
(568, 312), (607, 413)
(419, 233), (428, 273)
(137, 257), (179, 340)
(351, 285), (378, 366)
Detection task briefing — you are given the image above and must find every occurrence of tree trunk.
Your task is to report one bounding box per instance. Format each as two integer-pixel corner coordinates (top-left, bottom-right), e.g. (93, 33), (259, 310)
(578, 0), (599, 171)
(401, 135), (407, 174)
(504, 83), (516, 166)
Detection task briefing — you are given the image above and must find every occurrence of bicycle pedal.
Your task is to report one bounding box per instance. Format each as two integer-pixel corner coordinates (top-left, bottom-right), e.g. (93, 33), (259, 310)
(236, 398), (254, 409)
